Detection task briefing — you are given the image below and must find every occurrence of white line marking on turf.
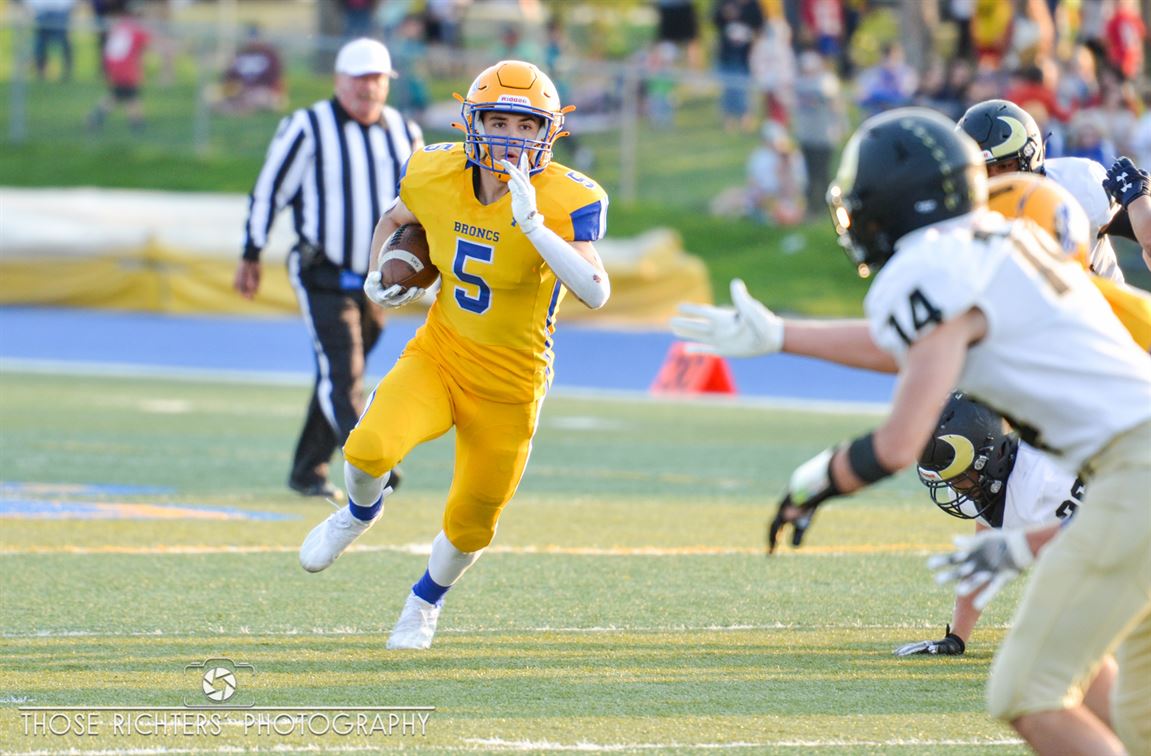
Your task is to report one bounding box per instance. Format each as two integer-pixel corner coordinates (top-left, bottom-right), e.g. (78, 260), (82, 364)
(1, 747), (395, 756)
(0, 620), (1013, 640)
(463, 738), (1023, 750)
(0, 358), (313, 387)
(0, 543), (945, 557)
(0, 737), (1027, 756)
(0, 359), (889, 415)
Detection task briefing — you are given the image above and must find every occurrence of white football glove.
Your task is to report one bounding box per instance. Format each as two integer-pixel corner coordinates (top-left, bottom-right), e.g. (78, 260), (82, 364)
(669, 279), (784, 357)
(364, 270), (425, 308)
(928, 529), (1035, 611)
(500, 156), (544, 235)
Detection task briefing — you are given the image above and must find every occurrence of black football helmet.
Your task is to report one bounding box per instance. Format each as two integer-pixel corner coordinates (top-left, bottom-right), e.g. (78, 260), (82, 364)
(826, 107), (987, 277)
(917, 393), (1018, 522)
(957, 99), (1045, 174)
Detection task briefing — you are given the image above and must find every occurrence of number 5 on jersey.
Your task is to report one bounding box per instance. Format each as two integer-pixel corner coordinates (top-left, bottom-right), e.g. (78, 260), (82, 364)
(454, 239), (493, 314)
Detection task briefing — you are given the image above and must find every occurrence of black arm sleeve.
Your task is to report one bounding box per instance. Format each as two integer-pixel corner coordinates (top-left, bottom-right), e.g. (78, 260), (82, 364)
(1100, 207), (1137, 242)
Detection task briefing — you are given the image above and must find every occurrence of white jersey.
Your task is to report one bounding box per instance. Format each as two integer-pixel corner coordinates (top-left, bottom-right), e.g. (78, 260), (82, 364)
(988, 442), (1084, 529)
(1042, 157), (1124, 282)
(866, 211), (1151, 472)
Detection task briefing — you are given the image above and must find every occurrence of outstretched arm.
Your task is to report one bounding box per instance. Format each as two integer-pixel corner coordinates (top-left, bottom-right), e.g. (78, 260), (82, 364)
(784, 319), (898, 373)
(671, 279), (898, 372)
(768, 308), (985, 552)
(893, 521), (989, 657)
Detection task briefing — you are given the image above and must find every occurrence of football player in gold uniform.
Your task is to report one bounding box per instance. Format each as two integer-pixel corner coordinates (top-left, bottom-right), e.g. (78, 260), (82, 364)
(298, 60), (610, 649)
(987, 172), (1151, 351)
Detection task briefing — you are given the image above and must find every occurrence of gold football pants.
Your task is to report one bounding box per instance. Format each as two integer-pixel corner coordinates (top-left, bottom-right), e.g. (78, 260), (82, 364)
(987, 420), (1151, 753)
(343, 346), (540, 553)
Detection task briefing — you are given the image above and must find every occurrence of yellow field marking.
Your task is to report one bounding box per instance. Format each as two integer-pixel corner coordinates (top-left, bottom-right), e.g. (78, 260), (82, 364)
(0, 542), (947, 557)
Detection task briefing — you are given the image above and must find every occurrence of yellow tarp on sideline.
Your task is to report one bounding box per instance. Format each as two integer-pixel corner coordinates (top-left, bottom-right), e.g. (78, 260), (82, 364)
(0, 189), (711, 323)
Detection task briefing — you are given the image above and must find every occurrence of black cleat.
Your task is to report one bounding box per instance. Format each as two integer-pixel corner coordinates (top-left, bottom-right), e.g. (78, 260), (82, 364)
(289, 478), (345, 501)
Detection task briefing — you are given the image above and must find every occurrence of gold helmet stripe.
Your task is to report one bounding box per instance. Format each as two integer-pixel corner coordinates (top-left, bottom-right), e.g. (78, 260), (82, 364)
(990, 116), (1029, 159)
(937, 434), (976, 479)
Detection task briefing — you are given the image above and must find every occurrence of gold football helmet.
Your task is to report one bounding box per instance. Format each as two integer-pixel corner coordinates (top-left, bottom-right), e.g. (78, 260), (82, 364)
(453, 60), (573, 179)
(989, 172), (1151, 350)
(987, 172), (1090, 266)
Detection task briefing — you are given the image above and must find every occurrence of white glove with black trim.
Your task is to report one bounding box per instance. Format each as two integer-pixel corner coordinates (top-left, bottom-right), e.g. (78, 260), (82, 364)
(364, 270), (426, 308)
(670, 279), (784, 357)
(893, 625), (966, 657)
(767, 447), (840, 554)
(928, 529), (1035, 610)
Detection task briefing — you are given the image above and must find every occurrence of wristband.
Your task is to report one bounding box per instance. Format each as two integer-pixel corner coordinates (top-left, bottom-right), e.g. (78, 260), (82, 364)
(847, 432), (895, 484)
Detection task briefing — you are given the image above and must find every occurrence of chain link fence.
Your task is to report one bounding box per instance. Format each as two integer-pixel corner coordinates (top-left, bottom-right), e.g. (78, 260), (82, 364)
(2, 13), (767, 210)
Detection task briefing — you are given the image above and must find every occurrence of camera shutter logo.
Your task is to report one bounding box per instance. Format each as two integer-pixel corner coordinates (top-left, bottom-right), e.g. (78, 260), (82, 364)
(201, 667), (237, 702)
(184, 658), (255, 708)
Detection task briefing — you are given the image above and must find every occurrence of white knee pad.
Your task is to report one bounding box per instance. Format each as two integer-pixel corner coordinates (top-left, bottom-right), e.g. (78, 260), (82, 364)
(344, 460), (393, 509)
(428, 530), (483, 587)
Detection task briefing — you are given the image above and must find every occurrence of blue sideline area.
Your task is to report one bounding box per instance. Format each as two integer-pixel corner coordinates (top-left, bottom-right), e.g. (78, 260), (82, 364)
(0, 307), (895, 405)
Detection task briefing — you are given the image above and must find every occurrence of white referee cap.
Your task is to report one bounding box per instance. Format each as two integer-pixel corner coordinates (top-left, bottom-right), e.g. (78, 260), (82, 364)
(335, 38), (398, 78)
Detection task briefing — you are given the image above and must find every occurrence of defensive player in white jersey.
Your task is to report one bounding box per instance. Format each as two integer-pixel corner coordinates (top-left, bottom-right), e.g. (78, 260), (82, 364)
(956, 99), (1127, 282)
(671, 108), (1151, 755)
(894, 393), (1120, 730)
(893, 393), (1083, 657)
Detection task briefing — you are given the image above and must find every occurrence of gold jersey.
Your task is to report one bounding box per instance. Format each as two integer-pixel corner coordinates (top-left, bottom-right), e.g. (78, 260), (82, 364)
(1091, 277), (1151, 352)
(400, 143), (609, 402)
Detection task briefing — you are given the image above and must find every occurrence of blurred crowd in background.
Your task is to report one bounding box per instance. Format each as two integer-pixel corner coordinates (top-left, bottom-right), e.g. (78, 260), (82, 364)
(8, 0), (1151, 223)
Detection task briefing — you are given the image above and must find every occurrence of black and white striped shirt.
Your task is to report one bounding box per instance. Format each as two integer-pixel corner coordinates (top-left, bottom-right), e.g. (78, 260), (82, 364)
(242, 98), (421, 276)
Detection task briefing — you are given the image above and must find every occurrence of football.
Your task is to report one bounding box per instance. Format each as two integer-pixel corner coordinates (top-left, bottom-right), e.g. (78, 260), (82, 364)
(377, 224), (438, 290)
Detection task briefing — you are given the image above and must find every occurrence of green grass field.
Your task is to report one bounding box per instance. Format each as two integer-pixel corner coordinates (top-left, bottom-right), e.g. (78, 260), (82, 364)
(0, 370), (1030, 754)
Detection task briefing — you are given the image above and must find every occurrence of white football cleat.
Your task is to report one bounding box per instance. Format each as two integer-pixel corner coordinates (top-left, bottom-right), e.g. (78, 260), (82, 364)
(386, 593), (441, 650)
(299, 507), (375, 573)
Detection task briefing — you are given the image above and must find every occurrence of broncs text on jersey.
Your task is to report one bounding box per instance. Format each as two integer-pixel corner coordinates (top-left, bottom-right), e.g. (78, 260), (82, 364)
(453, 221), (500, 243)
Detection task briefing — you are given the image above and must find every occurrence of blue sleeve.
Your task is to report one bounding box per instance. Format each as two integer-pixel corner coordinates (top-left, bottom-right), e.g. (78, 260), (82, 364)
(570, 199), (608, 242)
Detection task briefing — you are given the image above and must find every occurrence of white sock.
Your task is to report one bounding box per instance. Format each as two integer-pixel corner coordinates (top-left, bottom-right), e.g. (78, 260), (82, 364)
(344, 461), (392, 519)
(427, 530), (482, 587)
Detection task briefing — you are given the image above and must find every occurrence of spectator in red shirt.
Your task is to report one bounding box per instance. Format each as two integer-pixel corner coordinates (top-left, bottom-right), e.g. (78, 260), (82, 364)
(800, 0), (844, 60)
(86, 5), (150, 133)
(1003, 63), (1073, 124)
(1104, 0), (1146, 81)
(212, 24), (286, 115)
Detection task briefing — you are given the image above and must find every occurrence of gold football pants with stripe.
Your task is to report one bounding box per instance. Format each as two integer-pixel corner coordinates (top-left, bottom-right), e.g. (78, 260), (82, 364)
(987, 420), (1151, 753)
(343, 347), (539, 553)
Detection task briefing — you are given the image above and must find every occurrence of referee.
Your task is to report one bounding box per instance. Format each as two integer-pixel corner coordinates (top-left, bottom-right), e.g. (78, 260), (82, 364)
(235, 38), (423, 499)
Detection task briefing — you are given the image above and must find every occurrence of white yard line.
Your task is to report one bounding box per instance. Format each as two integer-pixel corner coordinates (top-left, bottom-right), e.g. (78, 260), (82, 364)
(0, 359), (888, 415)
(0, 358), (313, 387)
(0, 736), (1026, 756)
(0, 747), (408, 756)
(0, 620), (1010, 640)
(464, 737), (1023, 751)
(0, 543), (943, 557)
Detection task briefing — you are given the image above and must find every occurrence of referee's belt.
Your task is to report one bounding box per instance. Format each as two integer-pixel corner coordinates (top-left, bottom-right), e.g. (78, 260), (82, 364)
(293, 245), (366, 292)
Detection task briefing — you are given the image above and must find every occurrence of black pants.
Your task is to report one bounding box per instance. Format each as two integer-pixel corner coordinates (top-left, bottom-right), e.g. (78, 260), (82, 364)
(289, 254), (386, 488)
(800, 143), (834, 217)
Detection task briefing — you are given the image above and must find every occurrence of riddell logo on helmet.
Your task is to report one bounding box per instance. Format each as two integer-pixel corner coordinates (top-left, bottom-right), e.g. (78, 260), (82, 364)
(496, 95), (531, 105)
